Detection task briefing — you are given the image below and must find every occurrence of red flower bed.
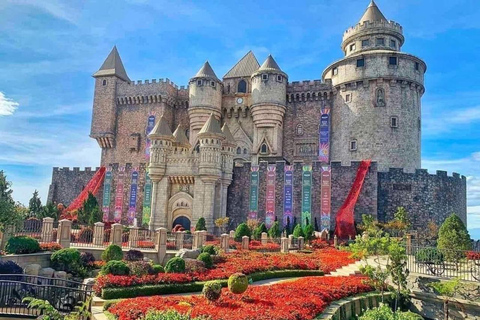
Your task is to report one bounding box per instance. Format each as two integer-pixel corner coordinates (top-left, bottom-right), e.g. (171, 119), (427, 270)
(94, 247), (355, 294)
(108, 275), (372, 320)
(39, 242), (62, 252)
(248, 240), (280, 251)
(467, 251), (480, 260)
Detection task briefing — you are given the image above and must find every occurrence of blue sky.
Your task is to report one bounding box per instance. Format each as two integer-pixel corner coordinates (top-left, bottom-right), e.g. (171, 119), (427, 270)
(0, 0), (479, 231)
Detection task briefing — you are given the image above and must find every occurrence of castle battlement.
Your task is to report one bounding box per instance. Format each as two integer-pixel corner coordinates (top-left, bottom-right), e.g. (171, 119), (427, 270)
(53, 167), (100, 173)
(287, 79), (332, 91)
(379, 167), (466, 180)
(343, 20), (403, 42)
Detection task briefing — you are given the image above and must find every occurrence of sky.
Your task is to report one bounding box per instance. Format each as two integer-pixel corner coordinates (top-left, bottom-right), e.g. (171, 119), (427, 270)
(0, 0), (479, 231)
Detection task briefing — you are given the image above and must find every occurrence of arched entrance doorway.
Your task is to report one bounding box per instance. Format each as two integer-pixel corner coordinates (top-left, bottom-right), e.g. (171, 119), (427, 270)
(172, 215), (191, 230)
(168, 192), (193, 231)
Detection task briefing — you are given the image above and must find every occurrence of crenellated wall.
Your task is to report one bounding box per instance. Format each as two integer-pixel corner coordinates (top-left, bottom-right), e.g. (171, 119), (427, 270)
(48, 167), (99, 206)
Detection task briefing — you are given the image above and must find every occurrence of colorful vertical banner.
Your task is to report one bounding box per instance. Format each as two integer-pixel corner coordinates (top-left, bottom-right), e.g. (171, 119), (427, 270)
(102, 169), (113, 222)
(114, 167), (125, 223)
(145, 114), (156, 160)
(321, 165), (332, 231)
(283, 165), (294, 228)
(301, 165), (312, 227)
(318, 108), (330, 162)
(142, 171), (152, 226)
(249, 166), (260, 220)
(265, 165), (276, 228)
(127, 169), (139, 226)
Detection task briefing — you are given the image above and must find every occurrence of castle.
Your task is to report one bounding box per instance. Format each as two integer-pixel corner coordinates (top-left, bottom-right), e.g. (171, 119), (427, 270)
(48, 1), (467, 233)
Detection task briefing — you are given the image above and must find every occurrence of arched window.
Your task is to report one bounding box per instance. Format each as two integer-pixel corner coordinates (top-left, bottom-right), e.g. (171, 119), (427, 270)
(237, 80), (247, 93)
(236, 147), (241, 154)
(194, 143), (200, 153)
(243, 148), (247, 154)
(296, 124), (304, 136)
(102, 80), (107, 86)
(260, 144), (268, 154)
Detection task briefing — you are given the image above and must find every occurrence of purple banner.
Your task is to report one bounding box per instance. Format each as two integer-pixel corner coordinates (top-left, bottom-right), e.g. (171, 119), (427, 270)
(318, 109), (330, 162)
(265, 165), (276, 228)
(283, 165), (294, 228)
(145, 114), (156, 160)
(127, 169), (139, 226)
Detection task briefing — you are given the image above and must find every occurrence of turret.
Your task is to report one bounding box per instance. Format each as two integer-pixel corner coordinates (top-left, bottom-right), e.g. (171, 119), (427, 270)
(91, 46), (130, 149)
(188, 62), (223, 145)
(221, 123), (236, 177)
(172, 124), (191, 154)
(197, 114), (225, 179)
(148, 115), (174, 180)
(250, 55), (287, 159)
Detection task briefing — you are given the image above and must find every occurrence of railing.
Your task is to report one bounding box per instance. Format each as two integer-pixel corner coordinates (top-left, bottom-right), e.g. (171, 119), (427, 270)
(183, 233), (193, 249)
(167, 233), (177, 250)
(130, 229), (156, 250)
(70, 227), (95, 248)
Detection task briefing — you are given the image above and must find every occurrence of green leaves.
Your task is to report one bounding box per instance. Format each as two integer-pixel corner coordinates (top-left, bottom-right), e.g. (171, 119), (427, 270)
(438, 214), (472, 263)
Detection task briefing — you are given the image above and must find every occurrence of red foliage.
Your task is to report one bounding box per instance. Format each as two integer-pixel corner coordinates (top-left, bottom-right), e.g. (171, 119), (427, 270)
(94, 247), (355, 295)
(467, 251), (480, 260)
(248, 240), (280, 251)
(108, 275), (372, 320)
(39, 242), (62, 252)
(308, 239), (331, 250)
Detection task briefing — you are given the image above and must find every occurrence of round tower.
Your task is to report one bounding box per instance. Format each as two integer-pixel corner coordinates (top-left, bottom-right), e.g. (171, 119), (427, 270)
(322, 0), (426, 172)
(188, 61), (223, 145)
(250, 55), (287, 159)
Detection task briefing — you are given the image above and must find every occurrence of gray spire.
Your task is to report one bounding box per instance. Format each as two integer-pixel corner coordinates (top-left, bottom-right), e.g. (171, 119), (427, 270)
(198, 114), (223, 136)
(173, 124), (191, 147)
(148, 115), (173, 139)
(224, 51), (260, 79)
(221, 123), (235, 143)
(258, 55), (282, 72)
(194, 61), (220, 81)
(359, 0), (387, 24)
(93, 46), (130, 82)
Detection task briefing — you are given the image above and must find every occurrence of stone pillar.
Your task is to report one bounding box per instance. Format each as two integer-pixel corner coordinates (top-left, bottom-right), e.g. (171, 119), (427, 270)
(201, 230), (208, 245)
(193, 231), (201, 250)
(150, 179), (169, 230)
(406, 234), (412, 255)
(156, 227), (167, 264)
(220, 233), (229, 252)
(229, 230), (235, 239)
(175, 232), (185, 250)
(201, 181), (216, 231)
(288, 235), (294, 248)
(41, 217), (54, 243)
(57, 219), (72, 248)
(111, 223), (123, 246)
(93, 222), (105, 247)
(261, 232), (268, 245)
(129, 227), (139, 248)
(298, 236), (305, 250)
(334, 235), (338, 248)
(281, 237), (288, 253)
(241, 236), (249, 250)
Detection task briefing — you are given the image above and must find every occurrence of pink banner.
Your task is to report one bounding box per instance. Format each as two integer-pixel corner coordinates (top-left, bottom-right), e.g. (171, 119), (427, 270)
(114, 167), (125, 223)
(321, 165), (331, 231)
(265, 165), (276, 228)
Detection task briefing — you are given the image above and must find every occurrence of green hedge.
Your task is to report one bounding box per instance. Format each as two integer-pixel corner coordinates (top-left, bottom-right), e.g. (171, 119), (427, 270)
(101, 269), (324, 299)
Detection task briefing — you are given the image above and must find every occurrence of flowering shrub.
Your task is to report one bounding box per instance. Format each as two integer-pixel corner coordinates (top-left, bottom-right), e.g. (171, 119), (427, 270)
(108, 276), (372, 320)
(39, 242), (62, 252)
(466, 251), (480, 261)
(248, 240), (280, 252)
(94, 247), (354, 294)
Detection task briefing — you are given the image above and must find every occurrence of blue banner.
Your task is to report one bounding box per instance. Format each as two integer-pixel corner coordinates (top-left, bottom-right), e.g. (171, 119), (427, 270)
(145, 115), (155, 160)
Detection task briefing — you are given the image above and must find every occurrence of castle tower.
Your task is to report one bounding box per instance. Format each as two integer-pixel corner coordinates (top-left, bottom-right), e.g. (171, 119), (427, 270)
(219, 123), (236, 228)
(250, 55), (287, 161)
(147, 115), (175, 230)
(188, 62), (223, 145)
(91, 46), (130, 152)
(172, 124), (191, 153)
(322, 0), (426, 172)
(192, 114), (225, 231)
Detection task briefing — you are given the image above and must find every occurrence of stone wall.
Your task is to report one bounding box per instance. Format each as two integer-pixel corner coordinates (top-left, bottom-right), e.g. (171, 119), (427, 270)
(47, 167), (99, 206)
(378, 168), (467, 229)
(0, 252), (52, 268)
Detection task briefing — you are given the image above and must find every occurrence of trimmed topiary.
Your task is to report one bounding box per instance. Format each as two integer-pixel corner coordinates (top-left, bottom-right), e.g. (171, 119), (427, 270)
(303, 224), (315, 241)
(293, 224), (305, 238)
(101, 260), (130, 276)
(228, 273), (248, 294)
(197, 252), (213, 269)
(165, 257), (185, 273)
(202, 280), (222, 301)
(152, 264), (164, 274)
(195, 217), (207, 231)
(80, 251), (95, 268)
(51, 248), (83, 275)
(125, 249), (144, 262)
(202, 245), (216, 255)
(5, 236), (41, 254)
(0, 260), (23, 274)
(234, 223), (251, 242)
(101, 244), (123, 262)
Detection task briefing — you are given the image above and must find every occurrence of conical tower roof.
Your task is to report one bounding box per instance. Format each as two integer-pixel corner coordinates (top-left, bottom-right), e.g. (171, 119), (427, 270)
(173, 124), (191, 147)
(194, 61), (220, 81)
(221, 123), (236, 144)
(148, 115), (174, 139)
(224, 51), (260, 79)
(93, 46), (130, 82)
(198, 114), (224, 136)
(258, 55), (282, 72)
(359, 0), (387, 24)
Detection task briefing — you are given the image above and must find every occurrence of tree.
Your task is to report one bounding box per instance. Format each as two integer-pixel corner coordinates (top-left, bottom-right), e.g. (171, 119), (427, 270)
(28, 190), (42, 217)
(77, 193), (101, 226)
(292, 224), (305, 238)
(253, 223), (268, 240)
(268, 221), (281, 239)
(387, 240), (409, 310)
(429, 278), (461, 320)
(38, 202), (60, 221)
(195, 217), (207, 231)
(438, 214), (472, 266)
(0, 171), (22, 232)
(303, 224), (315, 241)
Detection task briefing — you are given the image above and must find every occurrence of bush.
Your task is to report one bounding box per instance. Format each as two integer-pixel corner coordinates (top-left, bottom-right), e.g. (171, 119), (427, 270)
(77, 227), (94, 243)
(51, 248), (82, 274)
(359, 304), (423, 320)
(0, 260), (23, 274)
(253, 223), (268, 240)
(197, 252), (213, 269)
(195, 217), (207, 231)
(165, 257), (185, 273)
(438, 213), (472, 263)
(152, 264), (164, 274)
(80, 251), (95, 267)
(268, 221), (281, 239)
(303, 224), (315, 241)
(415, 248), (444, 264)
(101, 260), (130, 276)
(292, 224), (305, 238)
(234, 223), (251, 242)
(125, 249), (144, 262)
(202, 280), (222, 301)
(228, 273), (248, 294)
(128, 261), (154, 276)
(202, 245), (216, 255)
(101, 244), (123, 262)
(5, 236), (41, 254)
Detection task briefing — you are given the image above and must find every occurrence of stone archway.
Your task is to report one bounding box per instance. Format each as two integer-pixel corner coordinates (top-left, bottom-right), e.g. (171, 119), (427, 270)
(168, 192), (193, 231)
(172, 213), (191, 230)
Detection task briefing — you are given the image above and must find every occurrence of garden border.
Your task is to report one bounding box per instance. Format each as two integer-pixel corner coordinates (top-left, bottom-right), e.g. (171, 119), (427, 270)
(315, 292), (384, 320)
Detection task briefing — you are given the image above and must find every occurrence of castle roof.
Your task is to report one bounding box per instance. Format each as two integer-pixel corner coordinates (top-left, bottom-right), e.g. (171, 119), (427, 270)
(359, 0), (387, 24)
(194, 61), (220, 81)
(221, 123), (236, 144)
(223, 51), (260, 79)
(93, 46), (130, 82)
(258, 55), (283, 72)
(148, 115), (174, 139)
(198, 114), (224, 136)
(173, 124), (191, 147)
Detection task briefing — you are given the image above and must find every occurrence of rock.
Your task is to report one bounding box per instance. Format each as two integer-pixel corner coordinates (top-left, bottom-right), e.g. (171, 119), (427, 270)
(175, 249), (201, 259)
(24, 264), (41, 276)
(53, 271), (67, 286)
(83, 278), (96, 289)
(39, 267), (55, 278)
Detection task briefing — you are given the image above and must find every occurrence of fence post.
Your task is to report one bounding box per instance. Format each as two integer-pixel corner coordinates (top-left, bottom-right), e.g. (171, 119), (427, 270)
(334, 235), (338, 248)
(229, 230), (235, 239)
(288, 235), (294, 249)
(156, 228), (167, 264)
(57, 219), (72, 248)
(201, 230), (207, 246)
(93, 222), (105, 246)
(1, 225), (14, 250)
(192, 231), (200, 249)
(41, 217), (54, 243)
(129, 227), (139, 248)
(406, 234), (412, 255)
(241, 236), (249, 250)
(175, 232), (184, 250)
(298, 236), (305, 250)
(111, 223), (123, 246)
(261, 232), (268, 245)
(281, 237), (288, 253)
(220, 233), (229, 252)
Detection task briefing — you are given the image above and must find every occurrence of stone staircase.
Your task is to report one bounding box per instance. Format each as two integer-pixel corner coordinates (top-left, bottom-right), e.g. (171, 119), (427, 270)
(327, 256), (388, 277)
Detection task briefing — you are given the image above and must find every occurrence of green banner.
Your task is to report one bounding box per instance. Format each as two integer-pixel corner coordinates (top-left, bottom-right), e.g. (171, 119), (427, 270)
(248, 166), (259, 220)
(301, 165), (312, 227)
(142, 171), (152, 226)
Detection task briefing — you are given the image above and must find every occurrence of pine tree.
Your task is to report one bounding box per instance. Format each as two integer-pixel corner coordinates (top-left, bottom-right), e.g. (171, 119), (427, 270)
(28, 190), (42, 217)
(438, 214), (471, 265)
(0, 171), (21, 231)
(78, 192), (100, 226)
(268, 221), (281, 239)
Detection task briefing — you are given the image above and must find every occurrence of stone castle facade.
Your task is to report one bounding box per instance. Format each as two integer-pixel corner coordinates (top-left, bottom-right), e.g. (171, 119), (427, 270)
(48, 1), (467, 232)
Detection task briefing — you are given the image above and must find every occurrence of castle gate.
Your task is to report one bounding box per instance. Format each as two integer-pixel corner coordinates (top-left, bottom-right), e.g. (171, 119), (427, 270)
(168, 192), (193, 230)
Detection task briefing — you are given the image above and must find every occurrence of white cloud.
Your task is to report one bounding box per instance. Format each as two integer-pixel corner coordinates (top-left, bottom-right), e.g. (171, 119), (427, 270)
(0, 92), (19, 116)
(450, 106), (480, 124)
